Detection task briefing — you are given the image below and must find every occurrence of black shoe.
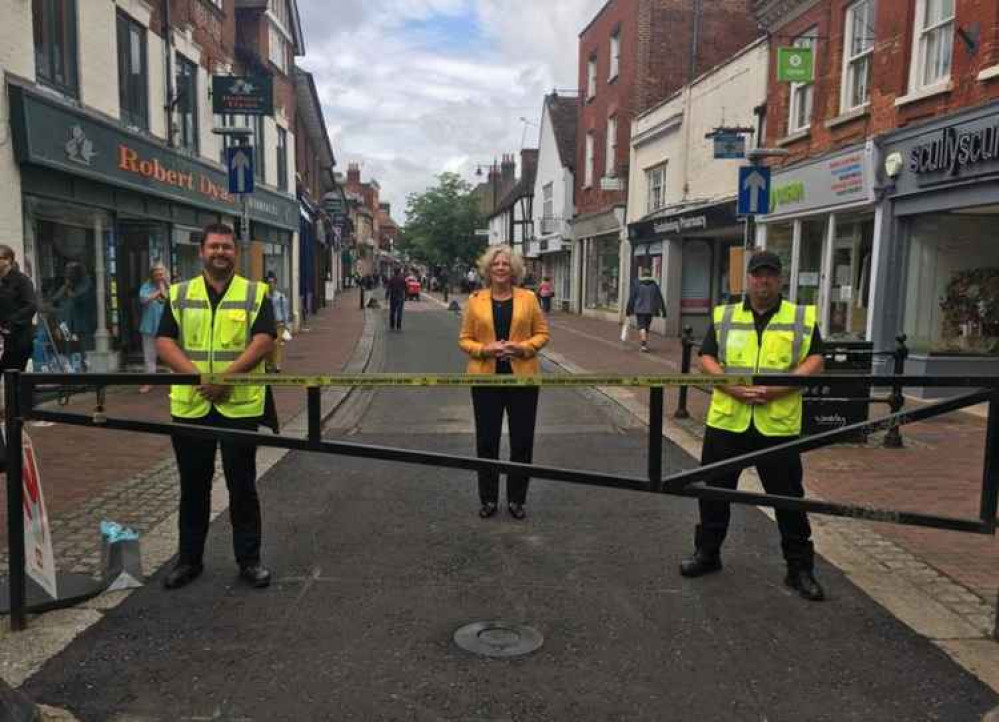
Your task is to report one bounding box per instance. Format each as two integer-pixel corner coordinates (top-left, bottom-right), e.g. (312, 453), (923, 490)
(479, 502), (498, 519)
(163, 562), (203, 590)
(679, 550), (722, 578)
(785, 569), (825, 601)
(239, 564), (272, 588)
(507, 502), (526, 520)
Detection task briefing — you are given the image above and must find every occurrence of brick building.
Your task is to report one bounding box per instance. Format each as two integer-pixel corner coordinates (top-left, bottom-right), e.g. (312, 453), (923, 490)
(574, 0), (759, 319)
(2, 0), (310, 371)
(754, 0), (999, 385)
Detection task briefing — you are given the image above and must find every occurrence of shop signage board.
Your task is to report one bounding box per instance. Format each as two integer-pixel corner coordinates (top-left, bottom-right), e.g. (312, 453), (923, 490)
(9, 85), (298, 230)
(226, 146), (255, 194)
(629, 201), (739, 241)
(738, 166), (771, 215)
(766, 143), (875, 219)
(777, 47), (814, 83)
(211, 76), (274, 116)
(713, 133), (746, 159)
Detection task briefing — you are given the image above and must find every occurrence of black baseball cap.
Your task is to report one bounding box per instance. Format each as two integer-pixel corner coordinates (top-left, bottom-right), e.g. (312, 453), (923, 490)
(747, 250), (782, 274)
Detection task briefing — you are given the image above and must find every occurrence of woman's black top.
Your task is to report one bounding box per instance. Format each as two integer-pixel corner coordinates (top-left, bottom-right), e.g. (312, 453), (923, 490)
(491, 297), (513, 374)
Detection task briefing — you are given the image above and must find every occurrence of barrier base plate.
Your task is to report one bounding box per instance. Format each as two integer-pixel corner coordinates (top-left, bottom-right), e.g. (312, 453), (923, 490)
(0, 572), (104, 615)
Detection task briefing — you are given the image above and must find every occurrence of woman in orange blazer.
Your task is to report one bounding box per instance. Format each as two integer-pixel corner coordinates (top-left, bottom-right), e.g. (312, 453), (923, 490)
(459, 245), (549, 519)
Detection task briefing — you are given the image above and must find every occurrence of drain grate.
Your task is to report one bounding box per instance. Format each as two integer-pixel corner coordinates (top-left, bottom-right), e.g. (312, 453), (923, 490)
(453, 621), (544, 658)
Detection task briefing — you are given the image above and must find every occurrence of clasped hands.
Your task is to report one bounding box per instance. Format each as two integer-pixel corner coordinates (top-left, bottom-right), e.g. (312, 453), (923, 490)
(482, 340), (527, 359)
(725, 384), (788, 405)
(197, 383), (232, 403)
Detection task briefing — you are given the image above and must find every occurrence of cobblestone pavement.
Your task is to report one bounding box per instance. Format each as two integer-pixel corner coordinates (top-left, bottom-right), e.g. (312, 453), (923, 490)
(0, 290), (368, 582)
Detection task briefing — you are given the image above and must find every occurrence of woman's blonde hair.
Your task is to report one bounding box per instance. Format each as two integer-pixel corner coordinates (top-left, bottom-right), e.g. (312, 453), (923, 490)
(149, 263), (168, 281)
(477, 245), (525, 285)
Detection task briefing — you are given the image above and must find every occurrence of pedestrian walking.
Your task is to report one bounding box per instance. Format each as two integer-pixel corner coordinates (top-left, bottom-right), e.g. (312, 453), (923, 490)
(459, 245), (549, 520)
(465, 268), (478, 293)
(137, 263), (169, 393)
(0, 244), (37, 377)
(537, 276), (554, 314)
(679, 250), (826, 602)
(385, 267), (407, 331)
(625, 266), (666, 352)
(265, 271), (290, 372)
(155, 223), (276, 591)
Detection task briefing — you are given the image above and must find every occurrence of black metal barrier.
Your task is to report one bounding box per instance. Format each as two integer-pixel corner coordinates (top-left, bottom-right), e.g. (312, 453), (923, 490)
(4, 371), (998, 637)
(677, 327), (909, 447)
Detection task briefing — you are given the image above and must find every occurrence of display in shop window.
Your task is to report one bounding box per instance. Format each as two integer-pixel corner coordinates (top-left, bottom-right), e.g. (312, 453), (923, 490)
(938, 268), (999, 353)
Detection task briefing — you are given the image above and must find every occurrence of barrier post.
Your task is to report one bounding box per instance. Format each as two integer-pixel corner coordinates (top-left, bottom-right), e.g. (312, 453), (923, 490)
(4, 372), (26, 631)
(359, 283), (366, 311)
(674, 326), (693, 419)
(883, 334), (908, 448)
(983, 393), (999, 641)
(307, 386), (321, 445)
(649, 387), (664, 493)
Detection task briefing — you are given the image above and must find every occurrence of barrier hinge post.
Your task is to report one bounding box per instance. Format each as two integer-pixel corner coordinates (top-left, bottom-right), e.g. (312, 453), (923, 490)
(4, 372), (26, 631)
(307, 386), (322, 445)
(649, 387), (664, 493)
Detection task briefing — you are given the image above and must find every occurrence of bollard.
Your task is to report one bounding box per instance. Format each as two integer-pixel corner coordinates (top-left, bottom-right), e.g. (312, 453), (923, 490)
(359, 284), (366, 311)
(674, 326), (694, 419)
(883, 334), (908, 449)
(443, 284), (449, 303)
(648, 387), (664, 493)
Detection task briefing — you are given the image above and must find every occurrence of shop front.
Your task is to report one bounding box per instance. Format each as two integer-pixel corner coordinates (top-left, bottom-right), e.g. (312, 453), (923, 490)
(537, 236), (572, 311)
(9, 83), (298, 371)
(575, 208), (626, 320)
(757, 142), (880, 343)
(878, 102), (999, 394)
(628, 199), (742, 337)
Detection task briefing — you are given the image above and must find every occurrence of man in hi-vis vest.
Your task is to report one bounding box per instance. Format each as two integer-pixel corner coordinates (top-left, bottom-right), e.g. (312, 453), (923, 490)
(156, 223), (276, 591)
(680, 250), (826, 601)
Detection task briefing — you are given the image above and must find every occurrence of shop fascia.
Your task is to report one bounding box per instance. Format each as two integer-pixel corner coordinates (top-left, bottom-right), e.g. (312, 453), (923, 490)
(628, 200), (739, 245)
(8, 84), (298, 230)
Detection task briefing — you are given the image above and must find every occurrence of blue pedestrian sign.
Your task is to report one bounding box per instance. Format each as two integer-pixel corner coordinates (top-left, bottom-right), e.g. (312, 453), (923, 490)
(227, 146), (255, 194)
(738, 166), (770, 216)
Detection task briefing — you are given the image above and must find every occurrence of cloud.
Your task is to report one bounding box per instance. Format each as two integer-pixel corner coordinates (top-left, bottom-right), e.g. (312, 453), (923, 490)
(297, 0), (605, 222)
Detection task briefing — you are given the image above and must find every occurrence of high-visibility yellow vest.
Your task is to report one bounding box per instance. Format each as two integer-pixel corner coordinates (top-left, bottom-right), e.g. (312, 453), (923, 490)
(706, 299), (816, 436)
(169, 275), (267, 419)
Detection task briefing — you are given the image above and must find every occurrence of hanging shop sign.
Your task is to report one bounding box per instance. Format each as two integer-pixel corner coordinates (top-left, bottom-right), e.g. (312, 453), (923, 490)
(211, 75), (274, 116)
(777, 47), (814, 83)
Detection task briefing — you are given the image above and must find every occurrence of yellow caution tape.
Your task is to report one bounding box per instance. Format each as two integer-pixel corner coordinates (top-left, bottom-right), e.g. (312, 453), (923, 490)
(199, 373), (753, 388)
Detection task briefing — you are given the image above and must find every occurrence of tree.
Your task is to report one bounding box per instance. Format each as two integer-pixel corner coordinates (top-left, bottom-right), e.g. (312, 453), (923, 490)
(400, 172), (484, 270)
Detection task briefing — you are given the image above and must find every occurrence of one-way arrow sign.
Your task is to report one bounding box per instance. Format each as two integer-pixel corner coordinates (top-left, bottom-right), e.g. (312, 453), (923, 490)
(227, 146), (255, 194)
(738, 165), (770, 216)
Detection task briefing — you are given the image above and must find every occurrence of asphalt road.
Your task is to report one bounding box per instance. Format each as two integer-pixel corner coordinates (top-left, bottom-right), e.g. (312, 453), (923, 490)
(22, 302), (999, 721)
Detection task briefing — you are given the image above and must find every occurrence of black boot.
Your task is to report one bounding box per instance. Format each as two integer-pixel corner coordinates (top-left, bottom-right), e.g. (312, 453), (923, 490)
(679, 549), (722, 577)
(785, 568), (825, 601)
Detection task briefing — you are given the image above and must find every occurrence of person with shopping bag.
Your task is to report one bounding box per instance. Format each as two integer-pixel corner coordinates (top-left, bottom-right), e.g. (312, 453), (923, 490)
(624, 266), (666, 352)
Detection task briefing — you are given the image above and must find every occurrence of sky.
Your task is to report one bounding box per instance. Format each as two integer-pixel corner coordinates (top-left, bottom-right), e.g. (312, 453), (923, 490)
(296, 0), (607, 224)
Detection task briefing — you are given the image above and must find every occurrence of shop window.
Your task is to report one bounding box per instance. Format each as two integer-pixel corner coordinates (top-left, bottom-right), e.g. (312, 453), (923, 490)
(24, 198), (107, 354)
(788, 30), (816, 134)
(175, 53), (199, 153)
(841, 0), (875, 112)
(904, 215), (999, 354)
(765, 222), (794, 298)
(33, 0), (78, 98)
(796, 219), (826, 307)
(584, 236), (619, 311)
(909, 0), (954, 92)
(828, 219), (873, 339)
(646, 164), (667, 213)
(277, 126), (288, 191)
(117, 10), (149, 130)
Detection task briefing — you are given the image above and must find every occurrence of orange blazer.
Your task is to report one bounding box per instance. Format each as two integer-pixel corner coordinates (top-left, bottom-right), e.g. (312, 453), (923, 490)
(459, 287), (550, 375)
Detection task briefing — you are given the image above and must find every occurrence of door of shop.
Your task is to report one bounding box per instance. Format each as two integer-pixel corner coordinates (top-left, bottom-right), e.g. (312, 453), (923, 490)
(116, 222), (168, 361)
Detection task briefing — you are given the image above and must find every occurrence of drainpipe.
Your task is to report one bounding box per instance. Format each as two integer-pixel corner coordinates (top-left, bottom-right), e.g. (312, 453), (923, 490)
(163, 0), (175, 147)
(689, 0), (702, 82)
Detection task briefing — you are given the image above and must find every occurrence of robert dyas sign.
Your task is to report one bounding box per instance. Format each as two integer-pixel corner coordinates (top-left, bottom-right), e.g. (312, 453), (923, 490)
(8, 85), (297, 229)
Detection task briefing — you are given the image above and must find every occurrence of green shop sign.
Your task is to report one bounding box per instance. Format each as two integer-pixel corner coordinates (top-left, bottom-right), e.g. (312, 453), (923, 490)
(770, 181), (805, 211)
(8, 85), (298, 230)
(777, 47), (814, 83)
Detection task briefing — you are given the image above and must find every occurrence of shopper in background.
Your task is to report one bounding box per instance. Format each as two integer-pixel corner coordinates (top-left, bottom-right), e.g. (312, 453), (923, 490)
(625, 266), (667, 353)
(138, 263), (169, 393)
(266, 271), (291, 372)
(0, 244), (37, 377)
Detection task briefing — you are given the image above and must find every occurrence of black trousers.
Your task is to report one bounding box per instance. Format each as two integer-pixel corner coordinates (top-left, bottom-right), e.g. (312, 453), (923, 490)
(171, 411), (262, 567)
(389, 298), (404, 329)
(697, 424), (814, 570)
(471, 387), (540, 505)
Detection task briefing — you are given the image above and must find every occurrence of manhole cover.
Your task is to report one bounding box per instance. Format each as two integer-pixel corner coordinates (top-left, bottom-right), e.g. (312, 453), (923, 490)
(453, 621), (544, 658)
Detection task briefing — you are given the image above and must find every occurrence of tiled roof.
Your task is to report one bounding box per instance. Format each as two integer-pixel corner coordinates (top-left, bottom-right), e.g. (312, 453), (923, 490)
(547, 94), (579, 172)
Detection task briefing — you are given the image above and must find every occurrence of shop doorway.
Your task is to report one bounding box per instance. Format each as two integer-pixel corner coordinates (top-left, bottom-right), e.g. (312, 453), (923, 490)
(116, 221), (169, 360)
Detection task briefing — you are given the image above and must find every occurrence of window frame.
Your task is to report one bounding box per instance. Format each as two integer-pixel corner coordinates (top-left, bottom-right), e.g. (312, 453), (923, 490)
(252, 115), (266, 182)
(268, 22), (289, 74)
(840, 0), (875, 113)
(541, 182), (554, 234)
(605, 115), (617, 178)
(587, 55), (598, 100)
(609, 29), (620, 81)
(646, 163), (666, 213)
(908, 0), (955, 92)
(33, 0), (79, 98)
(175, 52), (199, 154)
(276, 126), (288, 191)
(117, 10), (149, 131)
(584, 131), (595, 188)
(788, 29), (817, 134)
